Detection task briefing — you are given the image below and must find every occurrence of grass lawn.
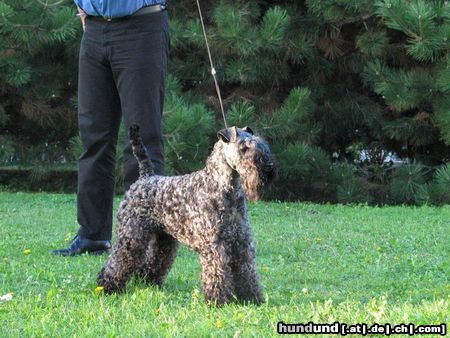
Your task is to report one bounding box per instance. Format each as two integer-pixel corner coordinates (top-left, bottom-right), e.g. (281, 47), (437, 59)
(0, 191), (448, 337)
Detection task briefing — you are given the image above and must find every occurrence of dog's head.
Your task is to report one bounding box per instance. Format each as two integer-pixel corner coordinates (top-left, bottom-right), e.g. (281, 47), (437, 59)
(218, 126), (276, 201)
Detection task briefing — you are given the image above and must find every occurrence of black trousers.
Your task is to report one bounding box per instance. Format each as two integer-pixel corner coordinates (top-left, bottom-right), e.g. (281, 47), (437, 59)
(77, 10), (169, 241)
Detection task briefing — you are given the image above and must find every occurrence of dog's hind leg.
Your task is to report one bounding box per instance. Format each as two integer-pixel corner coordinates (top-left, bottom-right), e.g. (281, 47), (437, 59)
(97, 215), (149, 293)
(136, 232), (179, 287)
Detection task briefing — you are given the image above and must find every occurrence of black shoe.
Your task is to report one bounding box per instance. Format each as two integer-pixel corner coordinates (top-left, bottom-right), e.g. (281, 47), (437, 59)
(52, 235), (111, 256)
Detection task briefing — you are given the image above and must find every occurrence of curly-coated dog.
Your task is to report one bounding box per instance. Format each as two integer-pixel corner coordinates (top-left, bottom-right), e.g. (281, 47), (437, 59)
(97, 125), (276, 305)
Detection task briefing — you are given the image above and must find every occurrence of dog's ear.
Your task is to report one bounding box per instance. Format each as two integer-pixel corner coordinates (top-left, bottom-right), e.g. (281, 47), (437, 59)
(217, 128), (231, 143)
(242, 126), (253, 135)
(217, 127), (238, 143)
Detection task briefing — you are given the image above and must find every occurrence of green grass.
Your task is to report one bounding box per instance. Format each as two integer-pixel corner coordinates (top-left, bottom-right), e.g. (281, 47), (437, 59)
(0, 191), (448, 337)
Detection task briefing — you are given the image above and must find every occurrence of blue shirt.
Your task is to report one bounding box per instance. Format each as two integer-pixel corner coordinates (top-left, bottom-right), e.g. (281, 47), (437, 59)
(74, 0), (166, 19)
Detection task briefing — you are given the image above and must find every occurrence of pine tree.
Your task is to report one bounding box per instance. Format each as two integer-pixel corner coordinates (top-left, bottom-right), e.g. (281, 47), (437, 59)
(167, 0), (449, 203)
(1, 0), (449, 203)
(428, 163), (450, 204)
(0, 0), (79, 164)
(163, 75), (216, 174)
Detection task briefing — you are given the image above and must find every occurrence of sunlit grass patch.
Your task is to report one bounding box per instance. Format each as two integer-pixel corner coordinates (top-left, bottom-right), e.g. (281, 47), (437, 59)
(0, 192), (448, 336)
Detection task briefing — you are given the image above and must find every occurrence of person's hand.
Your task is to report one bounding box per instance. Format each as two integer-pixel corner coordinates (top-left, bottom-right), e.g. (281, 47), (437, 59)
(77, 7), (87, 32)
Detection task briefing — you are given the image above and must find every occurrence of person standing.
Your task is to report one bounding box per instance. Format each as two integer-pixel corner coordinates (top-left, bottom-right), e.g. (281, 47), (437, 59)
(53, 1), (169, 256)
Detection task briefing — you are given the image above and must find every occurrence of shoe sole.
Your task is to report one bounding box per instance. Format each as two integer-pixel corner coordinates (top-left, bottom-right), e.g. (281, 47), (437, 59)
(88, 248), (111, 256)
(52, 248), (111, 256)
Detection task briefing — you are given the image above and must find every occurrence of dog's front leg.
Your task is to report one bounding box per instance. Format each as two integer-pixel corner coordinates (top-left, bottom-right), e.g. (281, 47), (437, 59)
(199, 243), (234, 306)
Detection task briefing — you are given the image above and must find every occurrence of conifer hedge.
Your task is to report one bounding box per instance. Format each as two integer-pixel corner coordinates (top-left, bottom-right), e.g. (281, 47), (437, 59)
(0, 0), (449, 204)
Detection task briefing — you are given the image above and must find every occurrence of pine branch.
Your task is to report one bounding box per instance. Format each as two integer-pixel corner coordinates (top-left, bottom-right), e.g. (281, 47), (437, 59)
(339, 13), (375, 25)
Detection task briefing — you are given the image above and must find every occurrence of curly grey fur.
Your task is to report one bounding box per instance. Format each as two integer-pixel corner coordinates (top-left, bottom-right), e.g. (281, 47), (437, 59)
(97, 126), (276, 306)
(129, 124), (154, 177)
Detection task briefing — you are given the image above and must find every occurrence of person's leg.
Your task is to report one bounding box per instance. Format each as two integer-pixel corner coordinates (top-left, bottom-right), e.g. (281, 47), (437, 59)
(109, 10), (169, 189)
(53, 19), (120, 256)
(76, 19), (122, 241)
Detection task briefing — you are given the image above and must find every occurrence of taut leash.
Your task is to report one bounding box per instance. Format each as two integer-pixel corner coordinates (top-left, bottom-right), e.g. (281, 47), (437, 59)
(195, 0), (228, 128)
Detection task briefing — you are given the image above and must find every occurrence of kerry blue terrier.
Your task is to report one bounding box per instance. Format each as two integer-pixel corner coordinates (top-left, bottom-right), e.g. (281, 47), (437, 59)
(97, 125), (276, 306)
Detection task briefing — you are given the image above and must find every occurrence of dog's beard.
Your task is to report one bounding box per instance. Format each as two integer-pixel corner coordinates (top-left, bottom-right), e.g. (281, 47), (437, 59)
(241, 162), (268, 202)
(242, 173), (263, 202)
(239, 150), (276, 201)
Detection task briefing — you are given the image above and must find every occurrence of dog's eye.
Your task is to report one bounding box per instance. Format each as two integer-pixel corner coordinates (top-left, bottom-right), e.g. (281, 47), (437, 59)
(239, 144), (249, 153)
(239, 140), (249, 152)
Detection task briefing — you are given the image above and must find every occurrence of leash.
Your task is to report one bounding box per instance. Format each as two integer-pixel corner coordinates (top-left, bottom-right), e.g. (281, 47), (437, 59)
(195, 0), (228, 128)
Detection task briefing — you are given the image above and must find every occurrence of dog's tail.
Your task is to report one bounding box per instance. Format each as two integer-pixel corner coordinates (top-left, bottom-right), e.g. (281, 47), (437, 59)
(129, 124), (154, 178)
